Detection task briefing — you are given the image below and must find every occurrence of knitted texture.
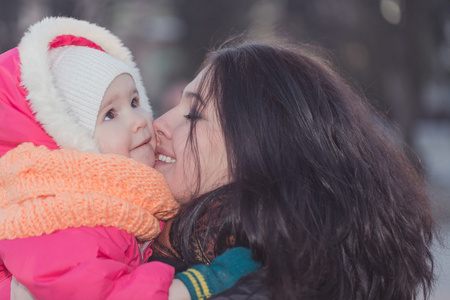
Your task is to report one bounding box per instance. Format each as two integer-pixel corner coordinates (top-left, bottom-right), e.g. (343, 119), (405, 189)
(175, 247), (261, 300)
(0, 143), (179, 241)
(49, 46), (134, 137)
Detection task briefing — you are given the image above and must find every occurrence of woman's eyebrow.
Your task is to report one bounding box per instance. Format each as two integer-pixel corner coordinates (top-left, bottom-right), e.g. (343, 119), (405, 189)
(184, 91), (204, 104)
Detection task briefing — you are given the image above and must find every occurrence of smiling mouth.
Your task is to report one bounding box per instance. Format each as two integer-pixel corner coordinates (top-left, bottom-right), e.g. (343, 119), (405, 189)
(134, 138), (150, 149)
(157, 154), (176, 163)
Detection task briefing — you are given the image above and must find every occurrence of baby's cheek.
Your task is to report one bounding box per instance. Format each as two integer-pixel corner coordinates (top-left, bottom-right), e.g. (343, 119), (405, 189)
(95, 137), (128, 158)
(95, 138), (108, 154)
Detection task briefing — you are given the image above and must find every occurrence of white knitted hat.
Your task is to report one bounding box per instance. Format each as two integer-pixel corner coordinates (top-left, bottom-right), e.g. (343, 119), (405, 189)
(49, 46), (135, 137)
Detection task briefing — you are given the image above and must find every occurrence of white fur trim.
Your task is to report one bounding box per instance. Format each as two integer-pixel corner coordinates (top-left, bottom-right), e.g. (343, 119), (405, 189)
(18, 17), (152, 153)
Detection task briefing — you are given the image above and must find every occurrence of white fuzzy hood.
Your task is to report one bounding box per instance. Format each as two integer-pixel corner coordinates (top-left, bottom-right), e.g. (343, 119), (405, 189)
(18, 17), (152, 153)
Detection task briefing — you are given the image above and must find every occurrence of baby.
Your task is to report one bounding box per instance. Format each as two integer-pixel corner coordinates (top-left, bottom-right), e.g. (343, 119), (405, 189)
(0, 18), (180, 299)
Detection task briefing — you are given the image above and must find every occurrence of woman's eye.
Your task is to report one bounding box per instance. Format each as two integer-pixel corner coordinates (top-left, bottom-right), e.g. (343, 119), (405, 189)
(131, 98), (139, 108)
(184, 114), (198, 120)
(104, 110), (115, 121)
(184, 111), (202, 121)
(183, 103), (203, 121)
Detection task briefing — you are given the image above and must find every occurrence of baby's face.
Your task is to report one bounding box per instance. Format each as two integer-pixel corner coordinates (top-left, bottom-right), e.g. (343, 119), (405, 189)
(94, 74), (156, 167)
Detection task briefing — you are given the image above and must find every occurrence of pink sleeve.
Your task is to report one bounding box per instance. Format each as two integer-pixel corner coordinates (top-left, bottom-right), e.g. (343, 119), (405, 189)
(0, 226), (174, 300)
(0, 275), (11, 299)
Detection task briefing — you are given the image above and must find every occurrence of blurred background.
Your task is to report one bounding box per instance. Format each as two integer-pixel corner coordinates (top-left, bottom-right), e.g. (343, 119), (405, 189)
(1, 0), (449, 298)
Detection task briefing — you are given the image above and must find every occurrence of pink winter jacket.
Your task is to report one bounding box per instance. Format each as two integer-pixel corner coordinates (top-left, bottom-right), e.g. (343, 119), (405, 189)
(0, 17), (179, 299)
(0, 143), (179, 300)
(0, 228), (174, 299)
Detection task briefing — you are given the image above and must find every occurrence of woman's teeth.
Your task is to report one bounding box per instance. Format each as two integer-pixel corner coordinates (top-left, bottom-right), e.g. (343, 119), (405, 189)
(158, 154), (176, 163)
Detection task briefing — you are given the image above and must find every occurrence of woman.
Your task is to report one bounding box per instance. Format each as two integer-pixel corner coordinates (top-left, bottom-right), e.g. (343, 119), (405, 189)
(151, 39), (436, 300)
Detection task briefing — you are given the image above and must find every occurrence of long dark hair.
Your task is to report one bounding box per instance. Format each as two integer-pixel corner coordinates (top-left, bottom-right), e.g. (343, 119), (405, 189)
(172, 39), (435, 300)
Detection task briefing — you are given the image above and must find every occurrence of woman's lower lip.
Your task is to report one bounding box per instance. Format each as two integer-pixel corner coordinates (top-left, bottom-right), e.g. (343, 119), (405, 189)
(154, 159), (173, 169)
(154, 160), (165, 168)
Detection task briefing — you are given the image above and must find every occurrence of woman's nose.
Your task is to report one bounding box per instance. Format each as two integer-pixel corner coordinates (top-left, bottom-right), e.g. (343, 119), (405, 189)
(153, 114), (172, 140)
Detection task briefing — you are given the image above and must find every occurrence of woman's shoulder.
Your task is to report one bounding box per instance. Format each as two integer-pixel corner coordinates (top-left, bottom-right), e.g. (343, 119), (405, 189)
(209, 274), (270, 300)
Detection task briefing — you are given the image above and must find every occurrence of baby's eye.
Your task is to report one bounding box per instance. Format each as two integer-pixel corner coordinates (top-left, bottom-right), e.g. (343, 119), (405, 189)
(104, 110), (115, 121)
(131, 97), (139, 108)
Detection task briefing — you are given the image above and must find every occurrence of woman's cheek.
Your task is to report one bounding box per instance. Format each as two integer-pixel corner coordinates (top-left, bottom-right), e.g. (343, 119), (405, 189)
(167, 166), (197, 204)
(198, 149), (229, 195)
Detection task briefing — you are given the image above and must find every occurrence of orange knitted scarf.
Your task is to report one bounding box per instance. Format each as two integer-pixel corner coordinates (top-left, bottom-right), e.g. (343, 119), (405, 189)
(0, 143), (179, 241)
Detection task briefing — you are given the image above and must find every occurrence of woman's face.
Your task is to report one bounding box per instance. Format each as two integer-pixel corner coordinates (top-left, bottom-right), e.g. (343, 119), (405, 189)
(153, 70), (229, 203)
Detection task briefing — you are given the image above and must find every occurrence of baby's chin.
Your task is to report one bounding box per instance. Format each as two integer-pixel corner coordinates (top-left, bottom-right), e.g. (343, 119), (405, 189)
(130, 145), (156, 167)
(135, 155), (156, 167)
